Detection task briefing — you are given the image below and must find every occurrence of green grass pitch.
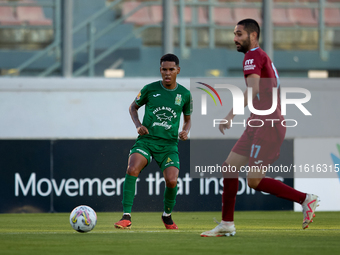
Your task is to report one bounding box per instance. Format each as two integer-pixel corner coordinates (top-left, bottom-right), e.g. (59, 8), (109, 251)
(0, 211), (339, 255)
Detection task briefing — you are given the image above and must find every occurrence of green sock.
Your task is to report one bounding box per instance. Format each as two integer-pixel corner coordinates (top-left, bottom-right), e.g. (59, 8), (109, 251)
(122, 174), (137, 214)
(163, 186), (178, 214)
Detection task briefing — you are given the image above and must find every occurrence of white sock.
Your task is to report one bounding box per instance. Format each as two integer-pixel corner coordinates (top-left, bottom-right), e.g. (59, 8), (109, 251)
(221, 220), (234, 226)
(163, 212), (171, 217)
(123, 213), (131, 217)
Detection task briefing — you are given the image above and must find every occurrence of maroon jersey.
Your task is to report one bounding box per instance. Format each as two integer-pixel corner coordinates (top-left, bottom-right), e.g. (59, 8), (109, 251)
(243, 47), (284, 125)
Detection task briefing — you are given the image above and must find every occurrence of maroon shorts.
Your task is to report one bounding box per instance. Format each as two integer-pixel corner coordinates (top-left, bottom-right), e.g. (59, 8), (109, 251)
(231, 123), (286, 166)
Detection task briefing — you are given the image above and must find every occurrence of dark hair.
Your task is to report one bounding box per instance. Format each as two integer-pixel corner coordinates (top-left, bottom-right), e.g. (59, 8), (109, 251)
(160, 53), (179, 66)
(237, 19), (260, 40)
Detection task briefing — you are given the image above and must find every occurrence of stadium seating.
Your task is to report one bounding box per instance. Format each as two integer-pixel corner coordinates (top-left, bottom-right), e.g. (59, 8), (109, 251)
(315, 8), (340, 27)
(272, 8), (295, 27)
(287, 8), (318, 26)
(214, 8), (235, 26)
(197, 7), (209, 24)
(0, 4), (21, 25)
(122, 1), (153, 25)
(234, 8), (262, 25)
(273, 0), (296, 2)
(123, 2), (210, 25)
(16, 0), (52, 26)
(150, 5), (195, 24)
(121, 1), (340, 29)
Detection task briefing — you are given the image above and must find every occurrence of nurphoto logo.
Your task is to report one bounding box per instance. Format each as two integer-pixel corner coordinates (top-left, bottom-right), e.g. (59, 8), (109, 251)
(196, 82), (312, 128)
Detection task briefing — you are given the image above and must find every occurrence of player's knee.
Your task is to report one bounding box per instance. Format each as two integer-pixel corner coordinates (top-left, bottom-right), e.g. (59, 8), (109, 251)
(247, 178), (262, 189)
(165, 179), (177, 188)
(126, 165), (140, 177)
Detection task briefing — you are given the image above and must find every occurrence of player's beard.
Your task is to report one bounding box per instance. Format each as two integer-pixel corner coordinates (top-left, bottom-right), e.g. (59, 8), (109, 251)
(236, 37), (250, 53)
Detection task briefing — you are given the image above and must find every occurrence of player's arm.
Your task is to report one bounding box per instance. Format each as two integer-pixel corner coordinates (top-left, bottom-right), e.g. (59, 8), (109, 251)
(178, 114), (191, 141)
(219, 73), (260, 135)
(129, 101), (149, 135)
(244, 73), (260, 105)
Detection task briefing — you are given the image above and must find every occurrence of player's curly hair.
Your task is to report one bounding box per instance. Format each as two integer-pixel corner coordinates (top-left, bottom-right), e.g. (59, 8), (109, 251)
(237, 19), (260, 40)
(160, 54), (179, 66)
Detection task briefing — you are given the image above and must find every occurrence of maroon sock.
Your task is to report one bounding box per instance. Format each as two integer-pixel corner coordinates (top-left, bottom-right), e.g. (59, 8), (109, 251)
(255, 178), (306, 204)
(222, 177), (239, 221)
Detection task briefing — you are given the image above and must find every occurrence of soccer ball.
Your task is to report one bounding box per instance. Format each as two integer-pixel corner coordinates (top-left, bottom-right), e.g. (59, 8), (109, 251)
(69, 205), (97, 233)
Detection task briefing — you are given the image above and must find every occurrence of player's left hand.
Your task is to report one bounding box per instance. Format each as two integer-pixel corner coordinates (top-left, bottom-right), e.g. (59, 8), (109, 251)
(178, 130), (189, 141)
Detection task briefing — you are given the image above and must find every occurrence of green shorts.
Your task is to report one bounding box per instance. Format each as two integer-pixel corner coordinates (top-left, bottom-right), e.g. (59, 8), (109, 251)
(129, 140), (180, 171)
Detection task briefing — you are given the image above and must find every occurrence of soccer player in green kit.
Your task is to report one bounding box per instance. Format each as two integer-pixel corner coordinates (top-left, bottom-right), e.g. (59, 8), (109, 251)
(114, 54), (192, 230)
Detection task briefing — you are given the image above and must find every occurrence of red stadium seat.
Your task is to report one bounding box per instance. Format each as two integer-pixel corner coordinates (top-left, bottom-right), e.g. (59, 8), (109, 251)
(197, 7), (208, 24)
(214, 8), (235, 26)
(149, 5), (167, 24)
(150, 6), (207, 25)
(218, 0), (244, 2)
(315, 8), (340, 27)
(272, 8), (295, 27)
(16, 0), (52, 26)
(287, 8), (318, 26)
(273, 0), (295, 2)
(122, 1), (153, 25)
(150, 5), (192, 25)
(0, 4), (22, 25)
(234, 8), (262, 25)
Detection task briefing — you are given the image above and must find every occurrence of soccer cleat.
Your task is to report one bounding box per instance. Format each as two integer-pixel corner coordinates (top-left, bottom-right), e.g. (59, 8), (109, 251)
(114, 214), (132, 229)
(162, 215), (178, 229)
(302, 194), (320, 229)
(201, 220), (236, 237)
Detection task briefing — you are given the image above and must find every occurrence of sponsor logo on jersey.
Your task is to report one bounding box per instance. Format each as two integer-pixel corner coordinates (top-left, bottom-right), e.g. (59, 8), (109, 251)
(244, 59), (256, 71)
(175, 94), (182, 105)
(153, 94), (161, 97)
(245, 59), (254, 65)
(152, 107), (177, 130)
(152, 121), (172, 130)
(156, 113), (173, 121)
(153, 106), (178, 119)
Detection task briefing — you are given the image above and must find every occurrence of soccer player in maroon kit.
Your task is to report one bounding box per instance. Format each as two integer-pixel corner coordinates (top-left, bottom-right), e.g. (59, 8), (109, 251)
(201, 19), (319, 237)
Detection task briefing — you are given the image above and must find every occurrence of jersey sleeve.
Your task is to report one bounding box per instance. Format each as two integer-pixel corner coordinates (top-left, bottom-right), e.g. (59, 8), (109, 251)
(182, 91), (193, 115)
(135, 85), (149, 106)
(243, 50), (263, 77)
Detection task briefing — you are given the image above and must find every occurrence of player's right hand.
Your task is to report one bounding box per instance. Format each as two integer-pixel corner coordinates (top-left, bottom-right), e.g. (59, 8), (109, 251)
(219, 119), (231, 135)
(137, 125), (149, 136)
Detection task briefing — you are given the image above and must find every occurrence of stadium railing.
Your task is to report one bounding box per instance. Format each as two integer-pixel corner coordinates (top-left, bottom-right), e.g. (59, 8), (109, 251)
(1, 0), (339, 76)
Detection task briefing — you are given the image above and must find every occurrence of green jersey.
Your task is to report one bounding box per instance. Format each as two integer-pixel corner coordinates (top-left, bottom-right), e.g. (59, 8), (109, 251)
(135, 80), (192, 145)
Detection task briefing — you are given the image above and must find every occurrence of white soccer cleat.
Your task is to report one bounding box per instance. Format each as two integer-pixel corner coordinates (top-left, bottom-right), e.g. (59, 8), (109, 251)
(302, 194), (320, 229)
(201, 220), (236, 237)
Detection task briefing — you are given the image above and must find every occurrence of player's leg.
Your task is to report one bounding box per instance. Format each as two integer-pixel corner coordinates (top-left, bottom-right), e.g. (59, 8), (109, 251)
(114, 152), (149, 229)
(248, 169), (320, 229)
(161, 166), (179, 229)
(123, 153), (148, 213)
(201, 151), (248, 237)
(222, 151), (249, 221)
(247, 125), (320, 229)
